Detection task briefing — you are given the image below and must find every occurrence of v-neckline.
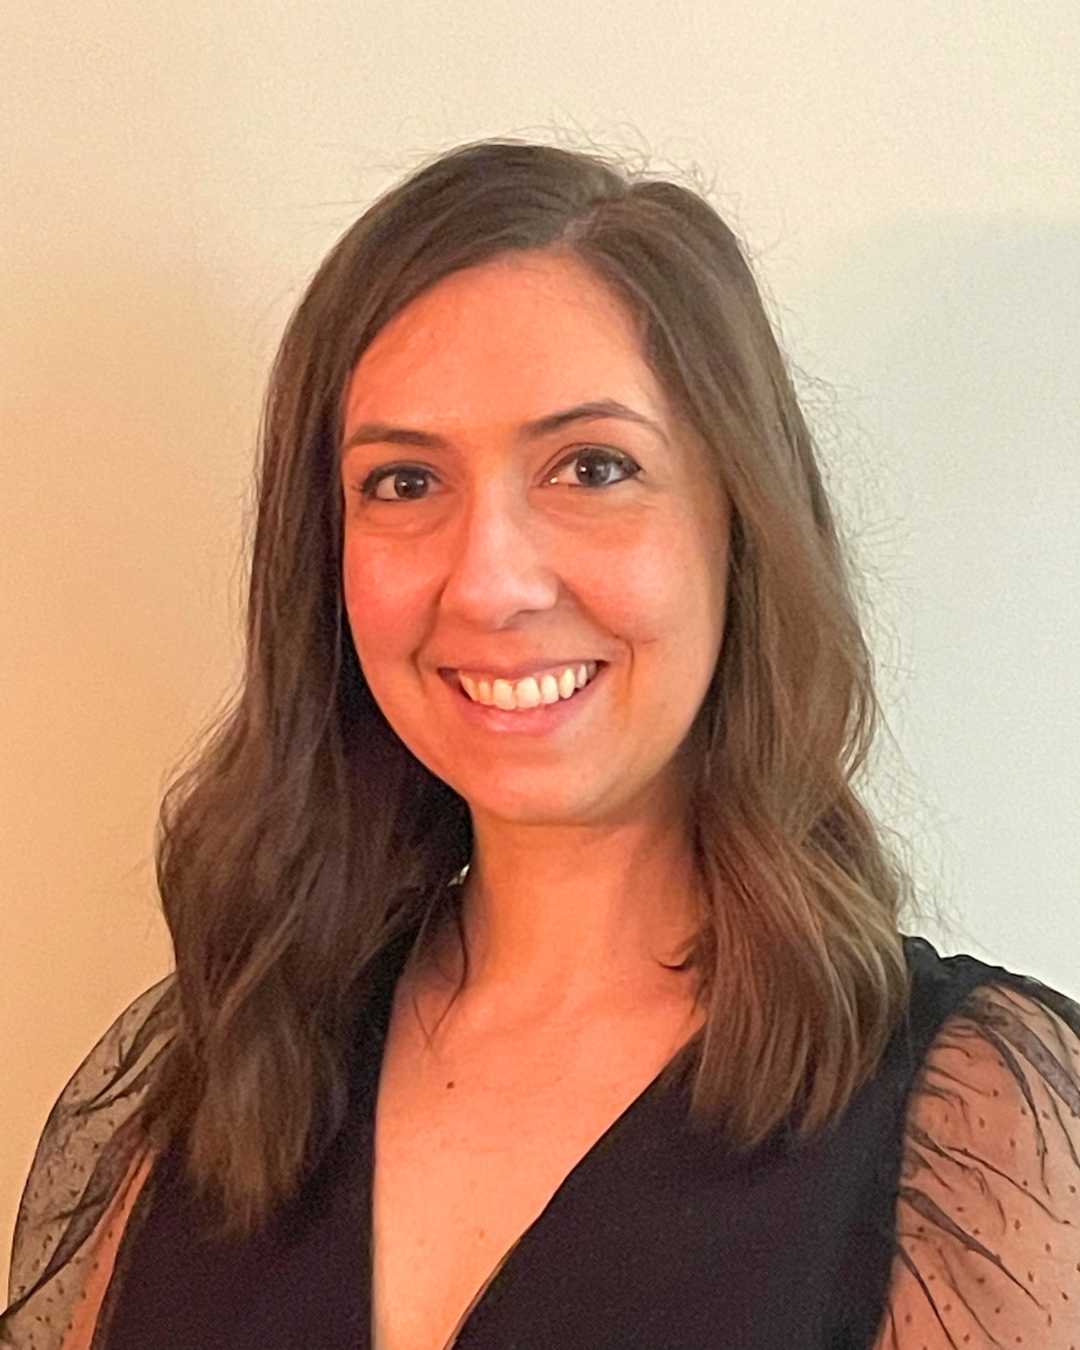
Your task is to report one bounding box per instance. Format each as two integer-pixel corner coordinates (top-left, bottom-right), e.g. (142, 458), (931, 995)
(359, 922), (701, 1350)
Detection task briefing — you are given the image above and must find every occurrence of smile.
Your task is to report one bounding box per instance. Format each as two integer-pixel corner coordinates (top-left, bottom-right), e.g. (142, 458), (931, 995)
(458, 661), (601, 710)
(440, 660), (608, 734)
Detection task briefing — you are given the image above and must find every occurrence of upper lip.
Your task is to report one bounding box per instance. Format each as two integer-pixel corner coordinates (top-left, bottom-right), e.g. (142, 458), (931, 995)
(439, 659), (605, 683)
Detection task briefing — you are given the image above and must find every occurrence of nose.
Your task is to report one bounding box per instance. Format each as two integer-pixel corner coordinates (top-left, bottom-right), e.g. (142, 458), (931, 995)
(438, 477), (561, 627)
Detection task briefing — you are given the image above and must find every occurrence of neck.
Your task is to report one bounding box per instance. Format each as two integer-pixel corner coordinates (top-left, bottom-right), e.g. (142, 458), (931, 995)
(417, 794), (705, 1028)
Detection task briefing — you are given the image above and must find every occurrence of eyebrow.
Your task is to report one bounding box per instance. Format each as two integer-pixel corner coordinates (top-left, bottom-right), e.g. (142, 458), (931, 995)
(341, 399), (666, 452)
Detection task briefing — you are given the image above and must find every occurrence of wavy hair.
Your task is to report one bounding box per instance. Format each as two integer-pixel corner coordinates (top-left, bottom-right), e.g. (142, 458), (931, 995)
(137, 138), (912, 1236)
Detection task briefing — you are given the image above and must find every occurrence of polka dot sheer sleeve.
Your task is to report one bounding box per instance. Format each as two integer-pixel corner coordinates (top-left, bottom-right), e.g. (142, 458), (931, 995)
(3, 971), (1077, 1349)
(1, 978), (175, 1350)
(877, 983), (1080, 1350)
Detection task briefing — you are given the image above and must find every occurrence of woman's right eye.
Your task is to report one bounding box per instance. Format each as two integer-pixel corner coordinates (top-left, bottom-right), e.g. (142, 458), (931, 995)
(360, 465), (436, 502)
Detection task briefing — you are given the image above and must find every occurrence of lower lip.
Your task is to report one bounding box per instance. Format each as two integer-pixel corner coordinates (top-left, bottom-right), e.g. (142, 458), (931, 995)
(442, 665), (607, 735)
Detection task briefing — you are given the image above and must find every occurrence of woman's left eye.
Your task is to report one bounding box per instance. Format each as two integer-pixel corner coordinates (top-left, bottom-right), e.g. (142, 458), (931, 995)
(547, 447), (642, 489)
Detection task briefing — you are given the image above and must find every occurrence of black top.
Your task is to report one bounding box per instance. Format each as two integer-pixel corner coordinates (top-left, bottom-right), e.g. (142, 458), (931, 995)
(5, 935), (1080, 1350)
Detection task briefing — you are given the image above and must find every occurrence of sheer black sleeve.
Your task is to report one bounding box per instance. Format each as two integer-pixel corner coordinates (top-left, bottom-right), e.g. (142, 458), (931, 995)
(1, 978), (176, 1350)
(877, 983), (1080, 1349)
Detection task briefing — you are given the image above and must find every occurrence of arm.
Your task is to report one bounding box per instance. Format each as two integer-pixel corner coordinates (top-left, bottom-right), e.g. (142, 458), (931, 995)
(1, 978), (175, 1350)
(56, 1150), (155, 1350)
(875, 983), (1080, 1349)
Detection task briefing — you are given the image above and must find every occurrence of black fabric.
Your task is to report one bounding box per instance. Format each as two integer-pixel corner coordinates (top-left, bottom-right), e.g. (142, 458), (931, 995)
(93, 939), (1042, 1350)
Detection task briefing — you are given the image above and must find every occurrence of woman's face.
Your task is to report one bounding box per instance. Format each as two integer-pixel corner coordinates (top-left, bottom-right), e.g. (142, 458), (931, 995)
(340, 249), (730, 828)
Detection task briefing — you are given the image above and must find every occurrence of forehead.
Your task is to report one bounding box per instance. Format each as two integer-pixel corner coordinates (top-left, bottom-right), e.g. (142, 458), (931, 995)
(343, 250), (670, 429)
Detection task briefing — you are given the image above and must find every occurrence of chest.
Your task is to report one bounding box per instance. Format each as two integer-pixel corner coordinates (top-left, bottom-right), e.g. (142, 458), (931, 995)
(369, 992), (704, 1350)
(98, 1002), (916, 1350)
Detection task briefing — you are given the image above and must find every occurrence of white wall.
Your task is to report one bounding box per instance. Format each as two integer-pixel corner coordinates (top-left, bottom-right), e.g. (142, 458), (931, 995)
(3, 0), (1078, 1278)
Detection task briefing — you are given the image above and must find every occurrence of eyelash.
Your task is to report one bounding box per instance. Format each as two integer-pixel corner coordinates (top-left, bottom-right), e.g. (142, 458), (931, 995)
(356, 447), (642, 503)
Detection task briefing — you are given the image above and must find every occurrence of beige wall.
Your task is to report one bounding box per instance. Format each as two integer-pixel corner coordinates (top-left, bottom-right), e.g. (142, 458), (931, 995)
(3, 0), (1079, 1279)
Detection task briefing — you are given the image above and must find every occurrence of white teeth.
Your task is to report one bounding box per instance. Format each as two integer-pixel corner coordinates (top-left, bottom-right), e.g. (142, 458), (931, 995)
(515, 676), (542, 707)
(459, 662), (600, 711)
(494, 676), (541, 709)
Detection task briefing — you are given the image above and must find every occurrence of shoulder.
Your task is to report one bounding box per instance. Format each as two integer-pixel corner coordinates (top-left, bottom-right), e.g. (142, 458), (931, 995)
(2, 976), (177, 1346)
(876, 968), (1080, 1348)
(49, 975), (177, 1118)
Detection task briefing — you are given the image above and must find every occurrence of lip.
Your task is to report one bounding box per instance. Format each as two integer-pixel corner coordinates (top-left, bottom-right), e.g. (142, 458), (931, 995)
(440, 661), (608, 734)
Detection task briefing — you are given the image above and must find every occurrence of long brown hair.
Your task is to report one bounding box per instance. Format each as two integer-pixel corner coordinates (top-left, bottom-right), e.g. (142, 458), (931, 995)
(139, 138), (911, 1236)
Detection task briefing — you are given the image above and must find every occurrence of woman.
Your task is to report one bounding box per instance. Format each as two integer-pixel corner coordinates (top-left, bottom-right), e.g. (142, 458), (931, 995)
(3, 138), (1078, 1350)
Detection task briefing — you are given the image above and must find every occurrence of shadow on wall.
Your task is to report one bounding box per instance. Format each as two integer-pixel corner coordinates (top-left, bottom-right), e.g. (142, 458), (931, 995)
(783, 217), (1080, 996)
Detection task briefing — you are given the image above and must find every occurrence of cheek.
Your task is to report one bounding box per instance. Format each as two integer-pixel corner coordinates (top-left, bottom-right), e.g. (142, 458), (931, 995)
(341, 540), (423, 668)
(626, 538), (728, 718)
(601, 540), (715, 645)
